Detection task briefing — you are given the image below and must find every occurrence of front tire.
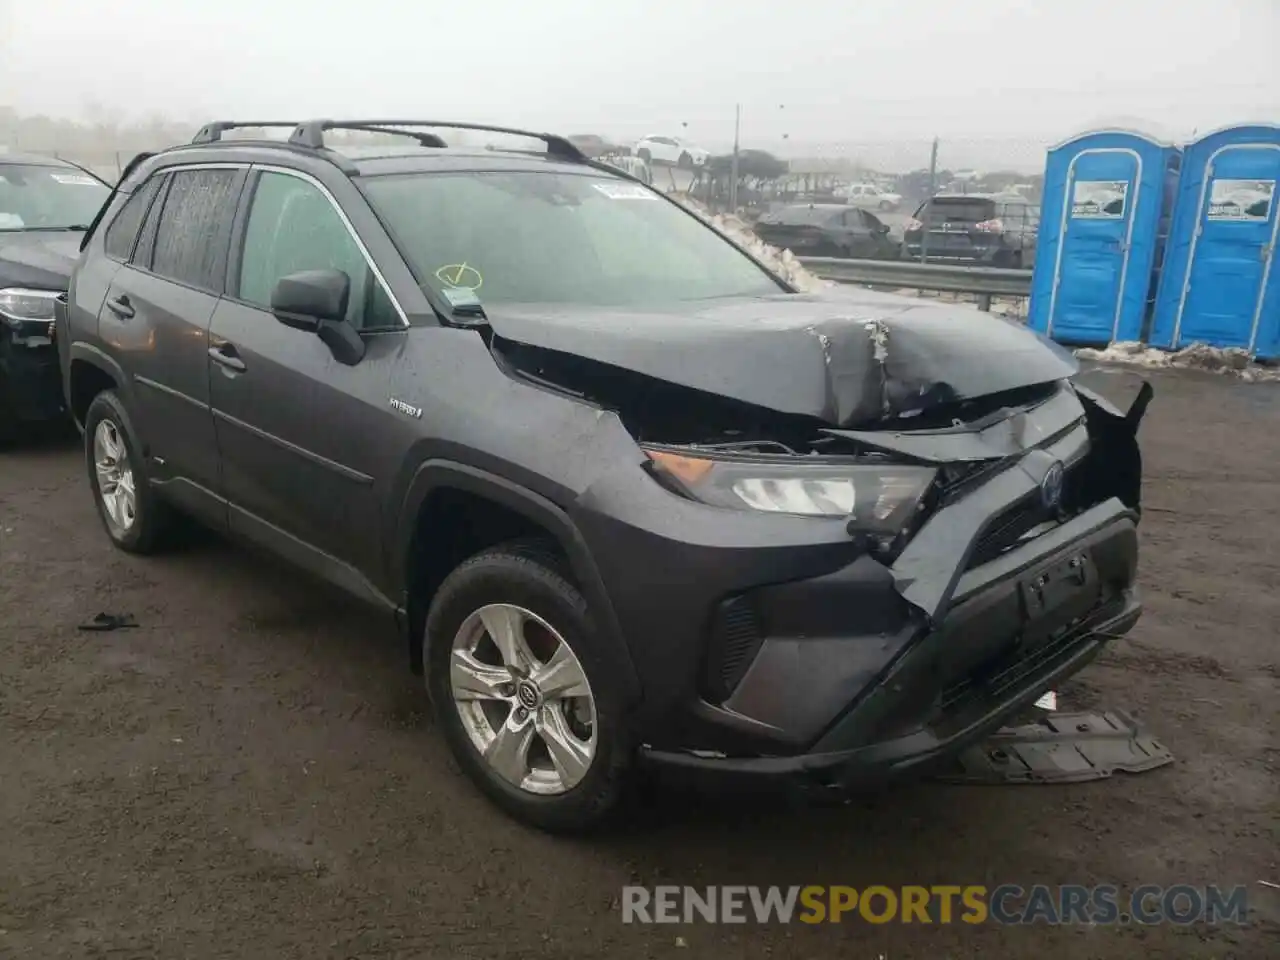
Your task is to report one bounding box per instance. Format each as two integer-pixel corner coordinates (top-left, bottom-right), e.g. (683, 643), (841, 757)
(637, 148), (651, 164)
(425, 541), (631, 834)
(84, 390), (175, 554)
(678, 151), (692, 169)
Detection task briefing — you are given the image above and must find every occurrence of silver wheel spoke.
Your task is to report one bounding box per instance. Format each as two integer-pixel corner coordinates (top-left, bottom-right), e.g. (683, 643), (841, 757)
(93, 420), (135, 533)
(532, 642), (591, 700)
(450, 649), (511, 701)
(450, 602), (598, 797)
(479, 605), (534, 673)
(485, 711), (535, 786)
(537, 705), (592, 790)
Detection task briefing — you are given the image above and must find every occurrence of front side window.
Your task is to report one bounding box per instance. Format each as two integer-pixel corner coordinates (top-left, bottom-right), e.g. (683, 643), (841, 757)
(237, 171), (397, 330)
(361, 171), (784, 308)
(104, 175), (163, 261)
(151, 169), (241, 290)
(0, 164), (110, 232)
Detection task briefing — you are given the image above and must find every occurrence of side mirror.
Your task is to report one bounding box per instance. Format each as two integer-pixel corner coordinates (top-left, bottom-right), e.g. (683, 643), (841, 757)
(270, 268), (349, 330)
(269, 268), (365, 366)
(876, 223), (891, 235)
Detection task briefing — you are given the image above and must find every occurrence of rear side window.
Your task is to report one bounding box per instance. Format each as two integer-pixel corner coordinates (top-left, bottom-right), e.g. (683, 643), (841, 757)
(103, 175), (162, 261)
(151, 169), (241, 291)
(133, 174), (170, 268)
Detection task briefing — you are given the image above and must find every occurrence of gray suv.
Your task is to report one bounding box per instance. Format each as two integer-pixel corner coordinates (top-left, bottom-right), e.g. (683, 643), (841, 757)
(58, 120), (1150, 833)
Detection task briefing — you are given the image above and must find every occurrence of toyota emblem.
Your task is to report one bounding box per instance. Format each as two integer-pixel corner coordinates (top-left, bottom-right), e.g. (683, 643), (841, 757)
(1040, 461), (1065, 511)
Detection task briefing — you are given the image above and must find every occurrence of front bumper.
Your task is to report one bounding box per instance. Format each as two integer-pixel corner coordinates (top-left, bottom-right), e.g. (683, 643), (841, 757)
(640, 509), (1140, 792)
(571, 384), (1144, 783)
(0, 320), (65, 423)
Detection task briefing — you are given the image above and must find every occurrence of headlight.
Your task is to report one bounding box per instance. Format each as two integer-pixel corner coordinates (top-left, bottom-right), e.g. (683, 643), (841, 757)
(0, 288), (60, 325)
(643, 447), (937, 537)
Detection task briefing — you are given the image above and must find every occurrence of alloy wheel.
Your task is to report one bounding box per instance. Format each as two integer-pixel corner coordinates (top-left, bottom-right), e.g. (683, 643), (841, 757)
(93, 419), (136, 534)
(449, 603), (597, 796)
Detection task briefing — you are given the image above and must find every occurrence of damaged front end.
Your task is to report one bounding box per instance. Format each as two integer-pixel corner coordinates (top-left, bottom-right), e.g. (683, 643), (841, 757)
(495, 326), (1151, 623)
(487, 297), (1151, 780)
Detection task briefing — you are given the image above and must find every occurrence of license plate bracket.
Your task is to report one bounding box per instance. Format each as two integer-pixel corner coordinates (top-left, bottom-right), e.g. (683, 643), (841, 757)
(1019, 553), (1092, 619)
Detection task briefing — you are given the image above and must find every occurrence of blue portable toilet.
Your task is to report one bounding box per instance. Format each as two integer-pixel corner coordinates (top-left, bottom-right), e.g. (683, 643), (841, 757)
(1149, 123), (1280, 359)
(1028, 129), (1182, 346)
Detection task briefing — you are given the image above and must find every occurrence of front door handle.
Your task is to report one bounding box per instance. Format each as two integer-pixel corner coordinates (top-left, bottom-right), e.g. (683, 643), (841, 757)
(208, 344), (247, 373)
(105, 295), (134, 319)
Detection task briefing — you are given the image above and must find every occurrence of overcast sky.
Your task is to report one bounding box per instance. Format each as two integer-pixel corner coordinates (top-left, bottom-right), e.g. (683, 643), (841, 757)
(3, 0), (1277, 152)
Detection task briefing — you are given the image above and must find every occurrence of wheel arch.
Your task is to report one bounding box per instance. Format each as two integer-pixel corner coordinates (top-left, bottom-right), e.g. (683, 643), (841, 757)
(393, 460), (640, 705)
(67, 343), (132, 430)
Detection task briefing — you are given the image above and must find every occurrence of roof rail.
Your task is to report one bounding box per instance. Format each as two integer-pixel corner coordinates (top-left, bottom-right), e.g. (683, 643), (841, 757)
(287, 119), (587, 162)
(191, 121), (300, 144)
(321, 123), (448, 148)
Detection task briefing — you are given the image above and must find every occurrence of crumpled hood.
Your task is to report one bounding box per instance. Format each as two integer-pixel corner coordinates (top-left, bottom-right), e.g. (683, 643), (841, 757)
(484, 289), (1079, 427)
(0, 231), (81, 289)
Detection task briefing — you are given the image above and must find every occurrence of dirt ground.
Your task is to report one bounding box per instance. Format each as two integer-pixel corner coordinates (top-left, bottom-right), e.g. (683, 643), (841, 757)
(1, 365), (1277, 960)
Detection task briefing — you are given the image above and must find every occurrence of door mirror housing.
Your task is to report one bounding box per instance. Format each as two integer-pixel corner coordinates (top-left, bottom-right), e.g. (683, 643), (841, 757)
(269, 268), (365, 366)
(270, 268), (350, 330)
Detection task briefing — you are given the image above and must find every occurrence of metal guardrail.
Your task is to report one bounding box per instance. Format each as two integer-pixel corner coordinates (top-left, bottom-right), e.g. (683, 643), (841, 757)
(798, 257), (1033, 310)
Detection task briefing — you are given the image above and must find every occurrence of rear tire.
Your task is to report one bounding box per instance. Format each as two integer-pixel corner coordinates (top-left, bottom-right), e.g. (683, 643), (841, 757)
(678, 152), (692, 169)
(84, 390), (176, 554)
(424, 541), (632, 834)
(637, 148), (651, 164)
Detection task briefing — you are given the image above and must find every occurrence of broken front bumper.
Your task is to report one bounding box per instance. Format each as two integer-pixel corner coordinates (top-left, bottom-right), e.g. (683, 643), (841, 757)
(639, 500), (1140, 791)
(572, 379), (1146, 788)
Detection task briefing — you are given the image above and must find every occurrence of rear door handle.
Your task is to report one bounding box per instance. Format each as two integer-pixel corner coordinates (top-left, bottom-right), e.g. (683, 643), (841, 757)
(105, 295), (134, 319)
(208, 344), (247, 373)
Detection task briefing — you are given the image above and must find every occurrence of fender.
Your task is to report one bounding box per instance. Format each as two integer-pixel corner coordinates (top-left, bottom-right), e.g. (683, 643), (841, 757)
(67, 342), (136, 424)
(394, 459), (641, 705)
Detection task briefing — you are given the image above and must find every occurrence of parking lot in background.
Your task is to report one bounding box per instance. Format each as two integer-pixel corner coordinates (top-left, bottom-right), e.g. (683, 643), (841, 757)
(1, 364), (1277, 958)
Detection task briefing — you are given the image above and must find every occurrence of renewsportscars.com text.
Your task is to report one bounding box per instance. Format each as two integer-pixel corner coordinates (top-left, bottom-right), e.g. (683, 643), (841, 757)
(621, 884), (1249, 926)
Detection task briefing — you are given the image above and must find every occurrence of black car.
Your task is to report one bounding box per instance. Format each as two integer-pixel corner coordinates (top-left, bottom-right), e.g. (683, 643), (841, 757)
(903, 193), (1040, 267)
(0, 154), (111, 442)
(754, 203), (898, 259)
(58, 120), (1149, 833)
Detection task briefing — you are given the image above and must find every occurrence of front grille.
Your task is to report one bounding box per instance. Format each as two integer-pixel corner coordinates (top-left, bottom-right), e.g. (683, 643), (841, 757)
(703, 595), (765, 703)
(968, 495), (1058, 568)
(966, 460), (1082, 570)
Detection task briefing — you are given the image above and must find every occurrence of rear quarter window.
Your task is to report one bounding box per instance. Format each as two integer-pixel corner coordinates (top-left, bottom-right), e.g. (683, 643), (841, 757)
(103, 175), (163, 261)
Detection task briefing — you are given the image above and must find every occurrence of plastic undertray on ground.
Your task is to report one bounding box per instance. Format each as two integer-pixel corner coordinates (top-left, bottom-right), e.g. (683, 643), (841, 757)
(935, 709), (1174, 785)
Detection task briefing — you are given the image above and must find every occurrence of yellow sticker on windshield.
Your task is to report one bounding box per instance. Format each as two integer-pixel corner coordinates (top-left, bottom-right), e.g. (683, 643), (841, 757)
(435, 263), (483, 290)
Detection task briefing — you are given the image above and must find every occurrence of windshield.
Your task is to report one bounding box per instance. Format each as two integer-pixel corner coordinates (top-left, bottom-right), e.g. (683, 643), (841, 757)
(360, 171), (784, 307)
(0, 164), (110, 231)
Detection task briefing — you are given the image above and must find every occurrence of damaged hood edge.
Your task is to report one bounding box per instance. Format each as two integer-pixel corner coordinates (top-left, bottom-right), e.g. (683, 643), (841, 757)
(823, 382), (1088, 463)
(483, 294), (1079, 429)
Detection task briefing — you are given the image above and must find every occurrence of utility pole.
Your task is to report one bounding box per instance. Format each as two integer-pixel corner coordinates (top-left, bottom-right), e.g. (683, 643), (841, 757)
(921, 136), (939, 264)
(728, 103), (741, 215)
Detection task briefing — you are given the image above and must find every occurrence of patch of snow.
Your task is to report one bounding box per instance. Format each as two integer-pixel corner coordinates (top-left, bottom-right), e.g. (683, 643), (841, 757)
(1075, 341), (1280, 382)
(675, 196), (833, 293)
